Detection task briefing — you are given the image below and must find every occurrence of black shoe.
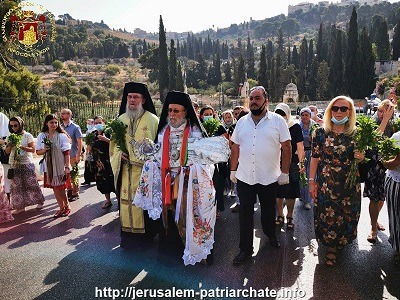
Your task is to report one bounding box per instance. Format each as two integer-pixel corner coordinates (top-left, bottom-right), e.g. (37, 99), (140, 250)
(233, 251), (252, 265)
(69, 195), (79, 202)
(269, 237), (281, 248)
(231, 204), (240, 213)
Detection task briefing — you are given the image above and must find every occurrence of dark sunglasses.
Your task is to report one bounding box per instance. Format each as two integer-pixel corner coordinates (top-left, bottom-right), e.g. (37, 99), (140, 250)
(331, 106), (349, 112)
(168, 108), (185, 114)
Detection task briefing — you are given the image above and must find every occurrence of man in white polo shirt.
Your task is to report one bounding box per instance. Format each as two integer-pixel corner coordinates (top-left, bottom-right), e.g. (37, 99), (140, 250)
(230, 86), (292, 265)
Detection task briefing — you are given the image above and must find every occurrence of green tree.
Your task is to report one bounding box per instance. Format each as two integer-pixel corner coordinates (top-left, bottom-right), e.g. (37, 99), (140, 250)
(358, 27), (377, 97)
(158, 15), (169, 102)
(258, 45), (267, 88)
(375, 19), (391, 60)
(176, 62), (185, 92)
(329, 29), (344, 97)
(168, 39), (177, 91)
(345, 7), (360, 98)
(316, 61), (330, 101)
(392, 19), (400, 60)
(52, 60), (64, 71)
(246, 36), (256, 79)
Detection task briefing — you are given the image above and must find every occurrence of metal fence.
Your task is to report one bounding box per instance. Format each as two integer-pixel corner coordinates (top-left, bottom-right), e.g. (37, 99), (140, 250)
(0, 98), (122, 137)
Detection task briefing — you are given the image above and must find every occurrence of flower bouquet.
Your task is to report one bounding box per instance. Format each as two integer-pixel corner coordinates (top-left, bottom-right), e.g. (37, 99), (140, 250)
(8, 133), (23, 164)
(345, 115), (380, 188)
(70, 163), (80, 186)
(377, 135), (400, 161)
(202, 118), (220, 136)
(84, 132), (96, 147)
(104, 119), (128, 154)
(299, 158), (308, 187)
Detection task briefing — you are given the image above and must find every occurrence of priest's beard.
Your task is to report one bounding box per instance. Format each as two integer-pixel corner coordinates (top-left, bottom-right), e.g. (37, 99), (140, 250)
(126, 102), (144, 120)
(167, 116), (187, 128)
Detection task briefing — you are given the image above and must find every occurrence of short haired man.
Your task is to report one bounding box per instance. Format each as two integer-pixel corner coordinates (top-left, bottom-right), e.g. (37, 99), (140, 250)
(230, 86), (292, 264)
(308, 105), (324, 126)
(60, 108), (83, 201)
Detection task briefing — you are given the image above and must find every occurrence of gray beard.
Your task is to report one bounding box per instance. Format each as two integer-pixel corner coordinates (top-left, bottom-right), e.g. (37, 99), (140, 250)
(167, 116), (187, 128)
(126, 103), (144, 120)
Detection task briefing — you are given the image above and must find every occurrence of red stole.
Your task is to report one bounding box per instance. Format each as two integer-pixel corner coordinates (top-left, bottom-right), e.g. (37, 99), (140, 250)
(161, 121), (190, 229)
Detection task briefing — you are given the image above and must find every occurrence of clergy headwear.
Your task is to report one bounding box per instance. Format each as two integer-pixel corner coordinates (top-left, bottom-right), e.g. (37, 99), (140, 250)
(156, 91), (206, 139)
(118, 82), (157, 116)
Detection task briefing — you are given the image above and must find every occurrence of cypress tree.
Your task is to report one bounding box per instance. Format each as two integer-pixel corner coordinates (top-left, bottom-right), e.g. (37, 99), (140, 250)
(246, 35), (256, 79)
(392, 19), (400, 60)
(158, 15), (169, 102)
(329, 29), (344, 97)
(345, 7), (360, 98)
(168, 39), (177, 91)
(258, 45), (267, 88)
(176, 62), (185, 92)
(376, 20), (391, 61)
(359, 27), (377, 97)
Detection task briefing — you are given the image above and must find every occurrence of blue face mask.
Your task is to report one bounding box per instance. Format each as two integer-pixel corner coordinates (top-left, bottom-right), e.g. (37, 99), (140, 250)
(95, 124), (104, 131)
(331, 116), (349, 125)
(86, 124), (94, 130)
(203, 115), (213, 122)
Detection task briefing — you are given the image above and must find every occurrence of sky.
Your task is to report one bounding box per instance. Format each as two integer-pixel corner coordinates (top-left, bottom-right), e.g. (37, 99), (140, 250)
(16, 0), (398, 34)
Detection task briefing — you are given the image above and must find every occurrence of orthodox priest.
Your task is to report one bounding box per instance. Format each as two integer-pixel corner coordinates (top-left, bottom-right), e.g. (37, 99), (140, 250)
(110, 82), (160, 249)
(134, 91), (229, 265)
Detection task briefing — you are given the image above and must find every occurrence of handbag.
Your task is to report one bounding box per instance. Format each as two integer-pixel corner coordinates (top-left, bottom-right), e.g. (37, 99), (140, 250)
(7, 168), (14, 179)
(0, 147), (9, 164)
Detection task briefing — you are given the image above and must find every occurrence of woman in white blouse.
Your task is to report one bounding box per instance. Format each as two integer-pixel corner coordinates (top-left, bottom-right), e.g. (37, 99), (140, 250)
(36, 114), (72, 218)
(5, 116), (45, 214)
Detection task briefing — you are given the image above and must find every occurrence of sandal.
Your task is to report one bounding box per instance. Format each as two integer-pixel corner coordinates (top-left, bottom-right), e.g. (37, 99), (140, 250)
(377, 222), (385, 231)
(275, 215), (284, 226)
(367, 231), (377, 243)
(325, 249), (336, 267)
(102, 201), (112, 209)
(54, 209), (64, 218)
(286, 217), (294, 230)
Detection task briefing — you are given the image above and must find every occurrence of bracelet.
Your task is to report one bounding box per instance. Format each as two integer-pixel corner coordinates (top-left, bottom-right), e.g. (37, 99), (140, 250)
(308, 178), (315, 181)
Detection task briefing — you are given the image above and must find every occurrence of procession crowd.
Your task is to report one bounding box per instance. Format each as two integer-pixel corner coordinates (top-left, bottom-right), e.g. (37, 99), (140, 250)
(1, 82), (400, 268)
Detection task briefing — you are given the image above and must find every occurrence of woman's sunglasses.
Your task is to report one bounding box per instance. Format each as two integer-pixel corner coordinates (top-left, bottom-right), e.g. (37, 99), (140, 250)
(331, 106), (349, 112)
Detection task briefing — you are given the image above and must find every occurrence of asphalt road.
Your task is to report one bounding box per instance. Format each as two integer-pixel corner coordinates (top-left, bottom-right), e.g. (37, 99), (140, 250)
(1, 163), (400, 300)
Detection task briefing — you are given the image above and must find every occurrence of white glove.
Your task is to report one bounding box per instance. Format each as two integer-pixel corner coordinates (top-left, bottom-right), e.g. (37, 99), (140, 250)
(278, 172), (289, 185)
(230, 171), (237, 184)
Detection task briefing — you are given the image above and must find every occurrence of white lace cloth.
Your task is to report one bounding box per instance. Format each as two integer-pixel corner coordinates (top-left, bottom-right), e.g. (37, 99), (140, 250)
(133, 162), (216, 265)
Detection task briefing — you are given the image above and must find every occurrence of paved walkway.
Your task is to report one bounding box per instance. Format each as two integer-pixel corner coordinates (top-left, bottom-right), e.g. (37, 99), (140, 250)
(1, 172), (400, 299)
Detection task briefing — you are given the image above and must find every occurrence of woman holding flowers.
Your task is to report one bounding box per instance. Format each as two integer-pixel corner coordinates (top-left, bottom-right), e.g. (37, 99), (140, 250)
(363, 99), (396, 243)
(309, 96), (365, 267)
(5, 116), (44, 214)
(383, 130), (400, 261)
(36, 114), (72, 218)
(200, 105), (228, 216)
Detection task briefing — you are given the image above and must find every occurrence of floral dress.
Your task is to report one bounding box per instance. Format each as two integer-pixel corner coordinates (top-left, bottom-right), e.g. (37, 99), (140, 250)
(312, 128), (362, 248)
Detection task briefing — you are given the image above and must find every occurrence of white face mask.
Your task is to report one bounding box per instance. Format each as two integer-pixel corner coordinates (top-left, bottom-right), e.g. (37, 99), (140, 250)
(203, 115), (213, 122)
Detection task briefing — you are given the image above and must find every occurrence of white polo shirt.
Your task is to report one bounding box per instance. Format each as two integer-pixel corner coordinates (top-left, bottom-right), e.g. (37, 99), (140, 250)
(231, 111), (291, 186)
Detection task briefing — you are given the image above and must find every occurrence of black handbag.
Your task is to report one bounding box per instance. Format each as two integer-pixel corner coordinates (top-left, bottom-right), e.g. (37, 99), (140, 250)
(7, 168), (14, 179)
(0, 147), (9, 164)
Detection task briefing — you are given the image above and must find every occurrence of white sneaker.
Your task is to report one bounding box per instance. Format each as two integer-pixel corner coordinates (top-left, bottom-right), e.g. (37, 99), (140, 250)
(230, 190), (236, 197)
(304, 203), (312, 210)
(36, 203), (44, 210)
(223, 189), (229, 196)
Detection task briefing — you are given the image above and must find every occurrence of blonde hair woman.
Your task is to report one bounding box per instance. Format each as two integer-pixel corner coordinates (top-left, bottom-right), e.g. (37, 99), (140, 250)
(309, 96), (365, 267)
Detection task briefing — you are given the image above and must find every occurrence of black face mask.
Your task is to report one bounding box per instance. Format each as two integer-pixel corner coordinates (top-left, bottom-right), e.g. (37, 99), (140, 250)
(250, 100), (266, 116)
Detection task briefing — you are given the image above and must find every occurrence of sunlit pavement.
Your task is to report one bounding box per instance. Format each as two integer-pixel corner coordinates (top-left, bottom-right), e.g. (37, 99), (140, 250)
(0, 160), (399, 300)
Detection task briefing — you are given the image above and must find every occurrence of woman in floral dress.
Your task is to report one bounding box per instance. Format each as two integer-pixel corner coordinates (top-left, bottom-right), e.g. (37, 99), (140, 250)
(309, 96), (365, 267)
